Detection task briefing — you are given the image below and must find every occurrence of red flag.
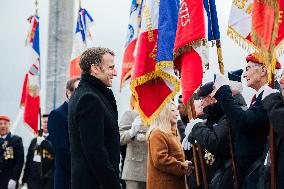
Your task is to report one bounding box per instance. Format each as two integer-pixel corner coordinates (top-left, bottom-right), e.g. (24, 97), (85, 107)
(251, 0), (284, 80)
(174, 0), (207, 106)
(20, 74), (28, 107)
(21, 15), (41, 133)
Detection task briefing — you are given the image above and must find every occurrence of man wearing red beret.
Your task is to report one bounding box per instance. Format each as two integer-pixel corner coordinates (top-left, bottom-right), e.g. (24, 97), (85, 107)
(0, 115), (24, 189)
(213, 53), (271, 189)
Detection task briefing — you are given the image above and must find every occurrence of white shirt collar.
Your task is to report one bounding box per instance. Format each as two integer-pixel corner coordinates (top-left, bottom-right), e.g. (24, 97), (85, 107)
(0, 134), (7, 139)
(256, 84), (268, 98)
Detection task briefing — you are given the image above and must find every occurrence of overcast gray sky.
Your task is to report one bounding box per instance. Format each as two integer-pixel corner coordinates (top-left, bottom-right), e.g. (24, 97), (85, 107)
(1, 0), (283, 123)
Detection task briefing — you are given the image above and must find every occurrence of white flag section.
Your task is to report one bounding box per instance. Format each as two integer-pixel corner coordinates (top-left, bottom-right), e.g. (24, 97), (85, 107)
(227, 0), (258, 53)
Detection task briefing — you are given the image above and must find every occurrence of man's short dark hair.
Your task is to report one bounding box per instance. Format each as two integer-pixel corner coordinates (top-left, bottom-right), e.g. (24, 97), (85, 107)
(66, 77), (80, 93)
(42, 114), (49, 118)
(79, 47), (115, 74)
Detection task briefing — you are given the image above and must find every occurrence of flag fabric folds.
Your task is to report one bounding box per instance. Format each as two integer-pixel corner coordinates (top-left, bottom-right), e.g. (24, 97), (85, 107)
(203, 0), (220, 41)
(174, 0), (208, 107)
(227, 0), (255, 52)
(227, 0), (284, 58)
(70, 8), (94, 78)
(130, 0), (180, 124)
(251, 0), (284, 78)
(20, 15), (41, 133)
(120, 0), (143, 89)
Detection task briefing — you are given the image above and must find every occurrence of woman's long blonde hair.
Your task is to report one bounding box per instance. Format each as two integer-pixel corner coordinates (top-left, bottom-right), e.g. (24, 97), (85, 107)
(146, 101), (178, 140)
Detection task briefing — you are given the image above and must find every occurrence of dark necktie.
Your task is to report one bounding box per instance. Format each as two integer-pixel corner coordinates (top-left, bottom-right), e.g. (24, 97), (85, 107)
(0, 137), (4, 145)
(250, 94), (257, 107)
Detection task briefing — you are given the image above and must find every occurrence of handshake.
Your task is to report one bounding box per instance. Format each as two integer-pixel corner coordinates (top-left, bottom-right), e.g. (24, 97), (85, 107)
(181, 160), (194, 176)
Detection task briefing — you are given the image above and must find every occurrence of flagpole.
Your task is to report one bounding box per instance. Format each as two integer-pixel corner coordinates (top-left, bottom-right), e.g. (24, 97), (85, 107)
(35, 0), (42, 136)
(268, 70), (276, 189)
(216, 40), (224, 75)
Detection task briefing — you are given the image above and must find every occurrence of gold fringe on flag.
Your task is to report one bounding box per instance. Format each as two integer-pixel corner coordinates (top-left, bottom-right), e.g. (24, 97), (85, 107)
(227, 26), (259, 54)
(130, 61), (180, 125)
(173, 38), (207, 59)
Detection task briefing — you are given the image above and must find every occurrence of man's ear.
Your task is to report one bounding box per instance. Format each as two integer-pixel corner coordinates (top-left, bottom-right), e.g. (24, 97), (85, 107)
(90, 64), (100, 75)
(66, 89), (72, 99)
(261, 66), (268, 77)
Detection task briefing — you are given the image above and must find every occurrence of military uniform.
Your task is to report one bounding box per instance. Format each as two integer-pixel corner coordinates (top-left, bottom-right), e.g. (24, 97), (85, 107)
(22, 135), (54, 189)
(0, 132), (24, 189)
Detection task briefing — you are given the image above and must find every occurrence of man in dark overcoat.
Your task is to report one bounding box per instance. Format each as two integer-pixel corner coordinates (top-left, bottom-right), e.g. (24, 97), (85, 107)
(261, 65), (284, 189)
(0, 115), (24, 189)
(68, 47), (121, 189)
(47, 77), (80, 189)
(22, 114), (54, 189)
(213, 53), (270, 188)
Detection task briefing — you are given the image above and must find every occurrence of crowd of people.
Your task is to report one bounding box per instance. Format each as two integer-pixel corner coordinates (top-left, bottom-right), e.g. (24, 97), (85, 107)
(0, 47), (283, 189)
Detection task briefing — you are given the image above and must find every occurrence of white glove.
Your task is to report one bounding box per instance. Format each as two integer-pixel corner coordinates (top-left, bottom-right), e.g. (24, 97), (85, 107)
(182, 119), (203, 150)
(128, 116), (142, 138)
(182, 136), (192, 151)
(262, 85), (279, 100)
(185, 119), (203, 135)
(214, 74), (229, 91)
(21, 183), (28, 189)
(36, 136), (44, 146)
(7, 179), (16, 189)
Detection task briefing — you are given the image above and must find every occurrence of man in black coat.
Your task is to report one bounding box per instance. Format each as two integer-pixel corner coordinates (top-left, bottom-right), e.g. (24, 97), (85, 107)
(213, 54), (270, 188)
(68, 47), (121, 189)
(22, 114), (54, 189)
(0, 115), (24, 189)
(261, 68), (284, 189)
(47, 77), (80, 189)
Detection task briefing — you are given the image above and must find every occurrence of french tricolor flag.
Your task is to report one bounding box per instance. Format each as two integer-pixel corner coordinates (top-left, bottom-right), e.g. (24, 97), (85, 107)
(70, 8), (94, 78)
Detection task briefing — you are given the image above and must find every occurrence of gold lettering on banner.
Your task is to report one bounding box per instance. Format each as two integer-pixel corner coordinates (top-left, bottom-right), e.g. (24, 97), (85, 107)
(143, 5), (155, 42)
(149, 43), (157, 60)
(180, 0), (190, 26)
(245, 3), (253, 15)
(279, 11), (283, 24)
(233, 0), (249, 9)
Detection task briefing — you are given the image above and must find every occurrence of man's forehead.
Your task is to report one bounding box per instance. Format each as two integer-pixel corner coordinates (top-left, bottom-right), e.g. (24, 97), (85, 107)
(247, 61), (260, 67)
(0, 120), (9, 124)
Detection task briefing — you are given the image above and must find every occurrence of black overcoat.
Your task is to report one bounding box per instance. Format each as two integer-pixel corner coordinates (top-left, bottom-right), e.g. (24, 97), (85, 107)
(263, 93), (284, 189)
(215, 85), (269, 187)
(22, 137), (54, 189)
(68, 74), (120, 189)
(0, 133), (24, 189)
(48, 101), (71, 189)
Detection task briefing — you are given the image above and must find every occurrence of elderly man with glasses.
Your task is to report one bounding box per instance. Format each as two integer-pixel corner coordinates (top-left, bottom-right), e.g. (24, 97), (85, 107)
(212, 53), (271, 189)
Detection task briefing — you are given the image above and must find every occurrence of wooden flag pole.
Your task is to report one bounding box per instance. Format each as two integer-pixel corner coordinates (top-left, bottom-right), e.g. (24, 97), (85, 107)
(268, 69), (276, 189)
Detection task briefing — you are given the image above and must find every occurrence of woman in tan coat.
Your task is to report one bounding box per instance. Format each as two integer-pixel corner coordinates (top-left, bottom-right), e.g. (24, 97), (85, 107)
(146, 101), (192, 189)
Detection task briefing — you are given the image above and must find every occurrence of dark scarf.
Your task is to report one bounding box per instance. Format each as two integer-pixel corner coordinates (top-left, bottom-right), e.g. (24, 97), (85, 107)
(81, 74), (118, 120)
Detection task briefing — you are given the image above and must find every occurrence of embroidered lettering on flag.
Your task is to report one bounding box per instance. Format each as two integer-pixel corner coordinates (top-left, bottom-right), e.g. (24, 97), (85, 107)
(174, 0), (209, 107)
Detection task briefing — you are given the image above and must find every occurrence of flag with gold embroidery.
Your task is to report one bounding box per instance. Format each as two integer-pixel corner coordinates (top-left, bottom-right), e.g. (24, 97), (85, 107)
(227, 0), (284, 57)
(130, 0), (180, 124)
